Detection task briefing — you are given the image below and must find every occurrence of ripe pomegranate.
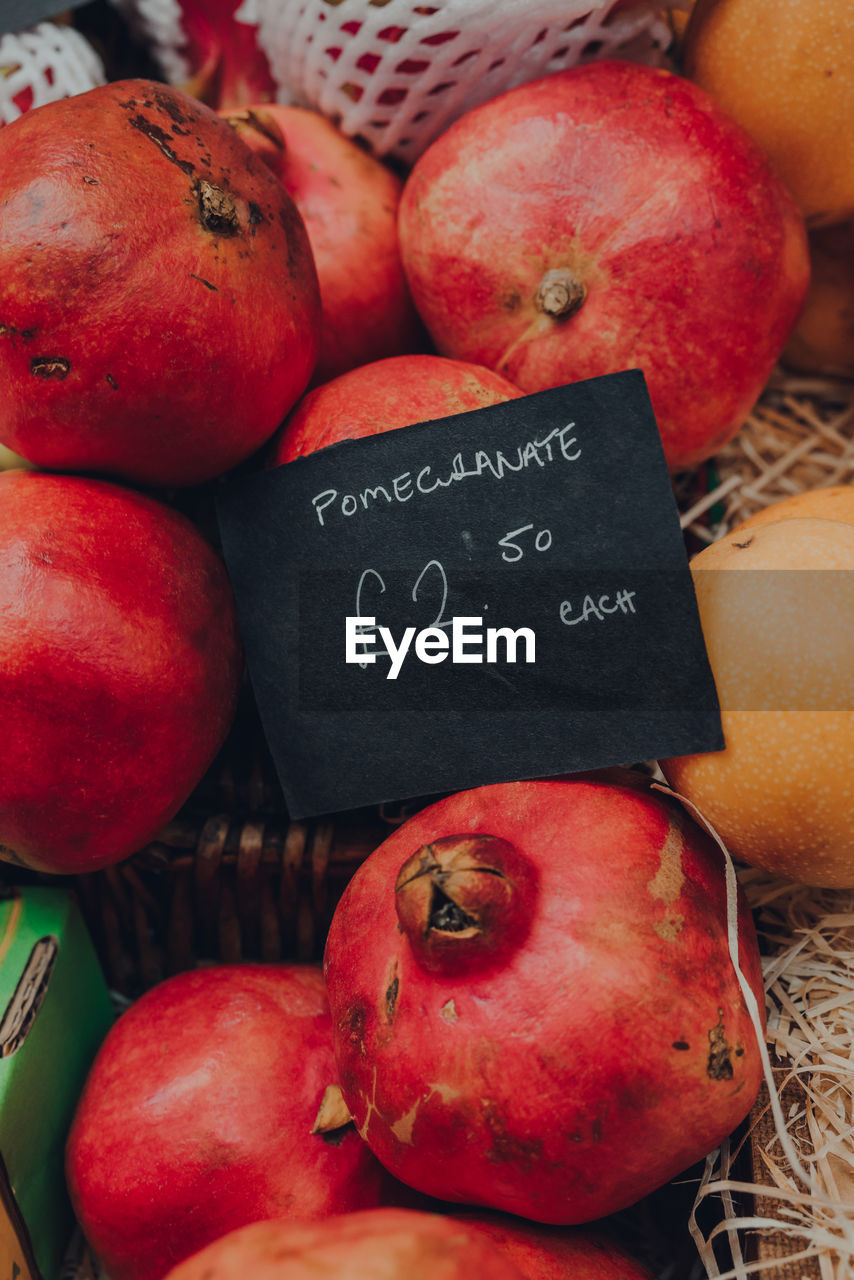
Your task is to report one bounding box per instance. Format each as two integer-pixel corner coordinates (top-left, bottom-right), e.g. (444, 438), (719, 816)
(115, 0), (276, 109)
(270, 354), (522, 463)
(459, 1213), (654, 1279)
(398, 60), (810, 471)
(324, 779), (765, 1223)
(0, 79), (320, 487)
(163, 1209), (527, 1280)
(0, 470), (241, 875)
(660, 514), (854, 887)
(225, 105), (424, 385)
(67, 966), (390, 1280)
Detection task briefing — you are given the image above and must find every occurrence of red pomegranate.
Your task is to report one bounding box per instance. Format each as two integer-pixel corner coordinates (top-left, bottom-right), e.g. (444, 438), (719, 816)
(459, 1213), (654, 1280)
(225, 105), (424, 385)
(67, 966), (390, 1280)
(0, 470), (242, 875)
(324, 779), (765, 1223)
(117, 0), (276, 109)
(163, 1209), (527, 1280)
(270, 354), (522, 463)
(0, 80), (320, 487)
(398, 60), (810, 470)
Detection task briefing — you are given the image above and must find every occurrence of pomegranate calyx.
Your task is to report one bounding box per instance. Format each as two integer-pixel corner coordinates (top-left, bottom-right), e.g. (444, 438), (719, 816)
(394, 835), (536, 974)
(535, 268), (586, 318)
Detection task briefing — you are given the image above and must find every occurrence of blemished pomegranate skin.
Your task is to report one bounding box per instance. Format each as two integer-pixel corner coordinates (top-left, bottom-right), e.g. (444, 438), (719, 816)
(398, 60), (810, 470)
(162, 1209), (528, 1280)
(0, 79), (320, 487)
(0, 470), (242, 874)
(270, 353), (522, 463)
(324, 779), (765, 1224)
(226, 105), (424, 385)
(66, 967), (390, 1280)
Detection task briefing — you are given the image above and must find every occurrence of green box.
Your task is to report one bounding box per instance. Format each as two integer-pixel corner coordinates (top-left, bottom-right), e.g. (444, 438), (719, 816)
(0, 888), (114, 1280)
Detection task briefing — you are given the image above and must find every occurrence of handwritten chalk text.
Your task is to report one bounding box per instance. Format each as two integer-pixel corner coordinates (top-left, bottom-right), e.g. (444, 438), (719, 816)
(313, 425), (580, 527)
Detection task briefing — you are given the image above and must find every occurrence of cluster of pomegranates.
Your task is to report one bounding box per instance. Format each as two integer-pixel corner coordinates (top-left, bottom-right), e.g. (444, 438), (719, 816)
(0, 50), (820, 880)
(0, 8), (849, 1275)
(66, 775), (765, 1279)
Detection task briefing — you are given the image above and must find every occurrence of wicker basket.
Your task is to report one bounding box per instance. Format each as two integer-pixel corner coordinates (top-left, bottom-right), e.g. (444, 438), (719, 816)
(749, 1075), (824, 1280)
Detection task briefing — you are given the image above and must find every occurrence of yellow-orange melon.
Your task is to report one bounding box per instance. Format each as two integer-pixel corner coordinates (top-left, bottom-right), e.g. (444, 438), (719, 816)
(784, 223), (854, 374)
(684, 0), (854, 226)
(735, 485), (854, 535)
(661, 516), (854, 886)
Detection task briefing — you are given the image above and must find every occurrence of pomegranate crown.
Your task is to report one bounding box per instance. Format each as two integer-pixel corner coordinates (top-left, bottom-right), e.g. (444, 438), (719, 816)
(394, 833), (537, 975)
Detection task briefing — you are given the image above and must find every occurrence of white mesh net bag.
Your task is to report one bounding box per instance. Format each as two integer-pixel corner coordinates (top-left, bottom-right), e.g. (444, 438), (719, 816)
(113, 0), (671, 162)
(239, 0), (672, 161)
(109, 0), (191, 84)
(0, 22), (106, 127)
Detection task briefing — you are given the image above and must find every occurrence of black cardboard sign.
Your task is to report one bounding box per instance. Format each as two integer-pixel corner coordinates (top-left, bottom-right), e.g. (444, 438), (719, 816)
(0, 1), (88, 35)
(217, 371), (723, 818)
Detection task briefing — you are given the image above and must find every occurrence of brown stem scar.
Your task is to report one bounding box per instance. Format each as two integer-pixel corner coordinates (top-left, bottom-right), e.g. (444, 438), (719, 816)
(196, 180), (239, 236)
(536, 268), (587, 318)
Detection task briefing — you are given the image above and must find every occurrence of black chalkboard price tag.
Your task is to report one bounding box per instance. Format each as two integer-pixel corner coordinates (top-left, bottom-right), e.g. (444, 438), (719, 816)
(0, 1), (88, 36)
(217, 370), (723, 819)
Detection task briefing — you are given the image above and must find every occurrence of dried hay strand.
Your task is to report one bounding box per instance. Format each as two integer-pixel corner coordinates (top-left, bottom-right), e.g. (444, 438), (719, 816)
(691, 872), (854, 1280)
(672, 371), (854, 1277)
(678, 371), (854, 544)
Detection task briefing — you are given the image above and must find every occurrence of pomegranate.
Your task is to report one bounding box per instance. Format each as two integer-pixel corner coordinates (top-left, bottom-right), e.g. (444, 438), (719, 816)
(0, 470), (241, 875)
(116, 0), (276, 109)
(67, 966), (389, 1280)
(324, 779), (765, 1223)
(397, 60), (810, 471)
(0, 80), (320, 487)
(163, 1209), (527, 1280)
(270, 354), (522, 463)
(225, 105), (424, 385)
(460, 1212), (654, 1279)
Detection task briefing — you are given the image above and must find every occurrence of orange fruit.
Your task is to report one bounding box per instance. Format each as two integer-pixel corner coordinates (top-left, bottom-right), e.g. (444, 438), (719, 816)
(660, 516), (854, 886)
(735, 485), (854, 534)
(683, 0), (854, 226)
(784, 222), (854, 374)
